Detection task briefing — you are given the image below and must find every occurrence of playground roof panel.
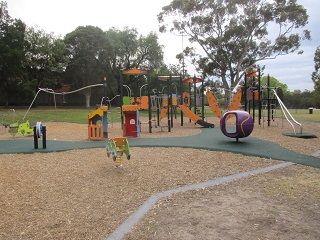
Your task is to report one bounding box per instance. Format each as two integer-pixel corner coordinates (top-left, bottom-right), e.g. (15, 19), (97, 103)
(158, 76), (181, 81)
(246, 71), (258, 77)
(122, 67), (147, 75)
(182, 77), (203, 84)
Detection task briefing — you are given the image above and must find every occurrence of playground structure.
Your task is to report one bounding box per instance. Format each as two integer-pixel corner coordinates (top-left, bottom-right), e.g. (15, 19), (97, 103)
(119, 68), (217, 133)
(33, 122), (47, 149)
(179, 76), (214, 128)
(106, 137), (131, 167)
(5, 63), (314, 143)
(87, 106), (109, 140)
(220, 110), (254, 142)
(241, 69), (316, 138)
(122, 105), (140, 138)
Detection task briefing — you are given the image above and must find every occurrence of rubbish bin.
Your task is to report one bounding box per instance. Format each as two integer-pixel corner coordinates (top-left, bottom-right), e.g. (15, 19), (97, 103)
(309, 107), (313, 114)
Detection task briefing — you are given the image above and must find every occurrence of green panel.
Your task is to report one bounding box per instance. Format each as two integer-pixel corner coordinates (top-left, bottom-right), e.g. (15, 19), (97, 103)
(123, 96), (131, 106)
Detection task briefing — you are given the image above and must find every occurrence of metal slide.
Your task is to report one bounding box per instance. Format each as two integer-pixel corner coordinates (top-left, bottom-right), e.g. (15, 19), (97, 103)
(272, 89), (302, 134)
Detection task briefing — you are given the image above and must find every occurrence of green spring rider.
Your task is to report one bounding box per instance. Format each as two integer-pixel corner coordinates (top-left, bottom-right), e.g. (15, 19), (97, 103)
(106, 137), (131, 167)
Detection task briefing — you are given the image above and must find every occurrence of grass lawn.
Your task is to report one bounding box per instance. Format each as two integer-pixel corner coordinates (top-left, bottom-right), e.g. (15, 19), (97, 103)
(1, 106), (319, 126)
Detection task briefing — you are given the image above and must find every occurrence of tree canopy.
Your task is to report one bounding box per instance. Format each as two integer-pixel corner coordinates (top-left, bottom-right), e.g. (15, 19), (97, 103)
(311, 45), (320, 107)
(158, 0), (310, 94)
(312, 46), (320, 92)
(0, 1), (26, 106)
(63, 26), (164, 108)
(0, 0), (165, 108)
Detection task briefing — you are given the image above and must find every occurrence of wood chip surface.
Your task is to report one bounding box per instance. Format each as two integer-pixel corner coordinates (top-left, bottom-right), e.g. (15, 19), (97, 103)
(0, 116), (319, 239)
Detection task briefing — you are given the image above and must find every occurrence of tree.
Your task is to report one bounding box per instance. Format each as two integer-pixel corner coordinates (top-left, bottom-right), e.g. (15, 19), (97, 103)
(64, 26), (107, 108)
(285, 89), (313, 109)
(23, 27), (68, 99)
(101, 27), (164, 99)
(63, 26), (164, 108)
(311, 45), (320, 107)
(312, 46), (320, 92)
(0, 1), (27, 107)
(158, 0), (310, 105)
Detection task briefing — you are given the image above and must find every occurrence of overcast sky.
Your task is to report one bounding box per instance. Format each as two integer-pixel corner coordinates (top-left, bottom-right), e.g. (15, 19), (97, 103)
(6, 0), (320, 91)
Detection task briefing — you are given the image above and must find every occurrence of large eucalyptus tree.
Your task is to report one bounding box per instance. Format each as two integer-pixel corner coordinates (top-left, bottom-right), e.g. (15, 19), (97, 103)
(158, 0), (310, 94)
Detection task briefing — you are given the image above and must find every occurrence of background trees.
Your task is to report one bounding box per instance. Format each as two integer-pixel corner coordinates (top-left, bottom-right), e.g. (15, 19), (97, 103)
(0, 0), (318, 109)
(311, 46), (320, 108)
(24, 27), (68, 97)
(0, 1), (26, 107)
(158, 0), (310, 95)
(64, 26), (107, 108)
(0, 0), (165, 108)
(63, 26), (164, 108)
(102, 28), (164, 103)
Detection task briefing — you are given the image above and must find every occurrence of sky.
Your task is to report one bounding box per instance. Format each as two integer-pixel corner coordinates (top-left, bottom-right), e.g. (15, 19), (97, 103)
(6, 0), (320, 91)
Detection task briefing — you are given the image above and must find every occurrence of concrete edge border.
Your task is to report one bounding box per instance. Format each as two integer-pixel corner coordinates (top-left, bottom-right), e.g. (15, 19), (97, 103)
(106, 162), (295, 240)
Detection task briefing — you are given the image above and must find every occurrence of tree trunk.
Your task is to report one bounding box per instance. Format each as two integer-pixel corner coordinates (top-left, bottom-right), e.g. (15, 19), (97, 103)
(84, 90), (91, 108)
(221, 73), (231, 109)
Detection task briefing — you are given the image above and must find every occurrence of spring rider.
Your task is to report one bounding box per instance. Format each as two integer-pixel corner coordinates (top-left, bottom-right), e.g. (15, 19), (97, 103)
(106, 137), (131, 167)
(220, 110), (254, 142)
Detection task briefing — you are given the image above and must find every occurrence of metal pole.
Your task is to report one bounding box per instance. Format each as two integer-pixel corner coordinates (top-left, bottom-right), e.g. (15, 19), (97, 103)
(189, 82), (191, 123)
(147, 72), (152, 133)
(267, 74), (271, 127)
(33, 126), (38, 149)
(156, 72), (160, 127)
(42, 126), (46, 149)
(180, 73), (184, 126)
(103, 76), (107, 101)
(258, 67), (261, 125)
(201, 77), (204, 120)
(193, 75), (196, 117)
(244, 72), (247, 111)
(119, 72), (124, 127)
(170, 76), (174, 128)
(167, 75), (171, 132)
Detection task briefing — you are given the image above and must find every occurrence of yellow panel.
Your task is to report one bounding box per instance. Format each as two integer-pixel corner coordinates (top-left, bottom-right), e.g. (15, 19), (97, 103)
(122, 105), (138, 112)
(88, 106), (108, 120)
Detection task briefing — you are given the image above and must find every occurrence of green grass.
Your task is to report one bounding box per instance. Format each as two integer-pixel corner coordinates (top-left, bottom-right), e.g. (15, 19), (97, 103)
(1, 106), (318, 126)
(287, 108), (320, 121)
(0, 106), (122, 125)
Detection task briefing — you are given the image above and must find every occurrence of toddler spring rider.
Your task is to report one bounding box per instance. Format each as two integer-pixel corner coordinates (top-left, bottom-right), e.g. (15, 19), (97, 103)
(106, 137), (131, 167)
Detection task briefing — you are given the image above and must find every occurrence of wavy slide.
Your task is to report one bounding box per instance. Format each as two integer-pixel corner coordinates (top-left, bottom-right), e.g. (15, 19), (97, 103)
(178, 105), (215, 128)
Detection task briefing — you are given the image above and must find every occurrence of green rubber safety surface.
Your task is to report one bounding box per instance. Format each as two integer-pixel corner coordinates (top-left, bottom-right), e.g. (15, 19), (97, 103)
(0, 128), (319, 168)
(283, 133), (318, 139)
